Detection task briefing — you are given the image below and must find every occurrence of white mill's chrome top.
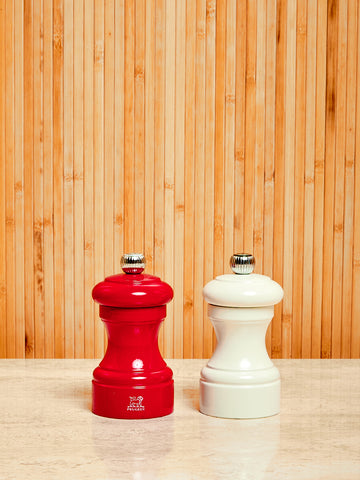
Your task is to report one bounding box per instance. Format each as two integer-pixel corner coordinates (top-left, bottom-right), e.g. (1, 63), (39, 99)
(230, 253), (255, 274)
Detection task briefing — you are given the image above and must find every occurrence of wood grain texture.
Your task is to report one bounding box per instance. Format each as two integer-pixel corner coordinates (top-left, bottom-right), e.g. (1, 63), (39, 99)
(134, 0), (145, 255)
(264, 0), (276, 353)
(43, 0), (55, 358)
(193, 0), (206, 358)
(33, 0), (44, 358)
(322, 0), (337, 359)
(0, 0), (6, 357)
(63, 0), (74, 358)
(4, 0), (16, 358)
(114, 0), (125, 275)
(124, 0), (135, 252)
(302, 0), (316, 359)
(15, 0), (25, 358)
(53, 0), (64, 358)
(154, 0), (165, 354)
(163, 0), (175, 358)
(292, 0), (306, 359)
(183, 0), (196, 358)
(312, 0), (327, 358)
(93, 0), (105, 357)
(282, 0), (295, 359)
(203, 0), (215, 358)
(342, 0), (356, 359)
(74, 0), (84, 358)
(144, 0), (155, 276)
(83, 0), (95, 358)
(1, 0), (360, 359)
(332, 0), (347, 359)
(352, 0), (360, 358)
(174, 0), (186, 358)
(272, 0), (286, 359)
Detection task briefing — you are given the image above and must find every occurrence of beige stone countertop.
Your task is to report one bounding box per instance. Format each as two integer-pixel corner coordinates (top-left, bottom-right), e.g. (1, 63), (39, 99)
(0, 359), (359, 479)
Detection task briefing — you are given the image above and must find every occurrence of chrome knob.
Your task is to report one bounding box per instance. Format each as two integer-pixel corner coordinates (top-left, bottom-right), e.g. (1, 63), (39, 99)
(230, 253), (255, 275)
(121, 253), (145, 274)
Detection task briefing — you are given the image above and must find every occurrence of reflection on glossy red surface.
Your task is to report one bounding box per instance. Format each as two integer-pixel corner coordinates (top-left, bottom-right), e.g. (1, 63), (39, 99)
(92, 273), (174, 308)
(92, 273), (174, 419)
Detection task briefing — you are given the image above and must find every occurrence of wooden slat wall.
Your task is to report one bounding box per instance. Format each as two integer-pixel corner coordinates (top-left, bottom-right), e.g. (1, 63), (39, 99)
(0, 0), (359, 359)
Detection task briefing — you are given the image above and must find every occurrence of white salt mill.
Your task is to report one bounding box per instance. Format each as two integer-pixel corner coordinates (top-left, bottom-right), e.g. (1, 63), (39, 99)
(200, 253), (284, 419)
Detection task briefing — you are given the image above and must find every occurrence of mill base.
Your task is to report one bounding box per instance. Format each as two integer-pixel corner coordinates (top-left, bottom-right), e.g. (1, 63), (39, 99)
(199, 378), (280, 419)
(92, 380), (174, 419)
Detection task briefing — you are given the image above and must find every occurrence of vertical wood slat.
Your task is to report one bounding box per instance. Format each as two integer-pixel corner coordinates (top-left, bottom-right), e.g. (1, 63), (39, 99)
(312, 0), (327, 358)
(33, 0), (44, 358)
(73, 0), (84, 358)
(352, 2), (360, 358)
(332, 0), (348, 358)
(174, 0), (186, 358)
(302, 0), (317, 358)
(272, 0), (286, 359)
(154, 0), (165, 354)
(43, 0), (54, 358)
(213, 0), (226, 354)
(341, 0), (356, 359)
(264, 0), (276, 353)
(114, 0), (125, 274)
(104, 0), (115, 355)
(63, 0), (74, 358)
(93, 0), (105, 357)
(193, 0), (206, 358)
(203, 0), (215, 358)
(214, 0), (225, 286)
(15, 0), (25, 358)
(83, 0), (94, 359)
(144, 0), (155, 275)
(134, 0), (145, 254)
(124, 0), (135, 252)
(83, 0), (95, 359)
(1, 0), (360, 359)
(282, 0), (296, 359)
(224, 0), (235, 273)
(244, 0), (257, 254)
(53, 0), (64, 358)
(322, 0), (337, 359)
(234, 0), (246, 255)
(5, 0), (16, 358)
(163, 0), (175, 358)
(292, 0), (306, 359)
(0, 0), (6, 356)
(183, 0), (196, 358)
(345, 0), (358, 358)
(104, 0), (115, 280)
(254, 0), (265, 275)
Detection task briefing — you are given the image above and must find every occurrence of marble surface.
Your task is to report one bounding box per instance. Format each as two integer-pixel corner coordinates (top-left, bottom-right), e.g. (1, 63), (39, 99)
(0, 359), (359, 479)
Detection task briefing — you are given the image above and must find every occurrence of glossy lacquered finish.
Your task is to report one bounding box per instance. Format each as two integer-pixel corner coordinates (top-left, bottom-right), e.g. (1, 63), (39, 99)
(92, 255), (174, 419)
(92, 272), (174, 309)
(200, 254), (284, 419)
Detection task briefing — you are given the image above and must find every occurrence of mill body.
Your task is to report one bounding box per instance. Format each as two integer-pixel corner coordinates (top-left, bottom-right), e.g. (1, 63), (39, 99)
(92, 254), (174, 419)
(200, 254), (284, 419)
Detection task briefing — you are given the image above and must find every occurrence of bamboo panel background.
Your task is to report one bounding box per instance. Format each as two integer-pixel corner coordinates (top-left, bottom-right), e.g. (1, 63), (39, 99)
(0, 0), (360, 359)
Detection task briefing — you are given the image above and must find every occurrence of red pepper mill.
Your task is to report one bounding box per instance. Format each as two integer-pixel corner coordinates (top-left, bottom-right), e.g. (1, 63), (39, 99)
(91, 253), (174, 419)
